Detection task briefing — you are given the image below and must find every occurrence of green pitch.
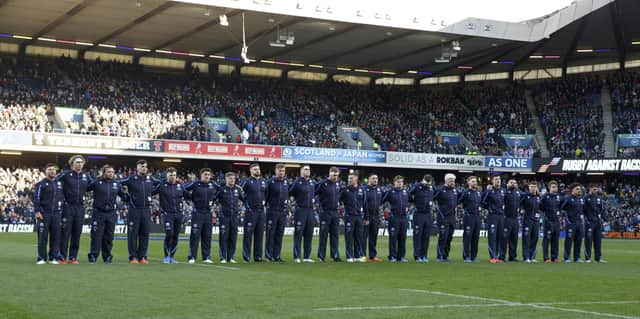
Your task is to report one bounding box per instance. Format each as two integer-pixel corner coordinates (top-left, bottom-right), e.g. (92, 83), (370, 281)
(1, 233), (639, 319)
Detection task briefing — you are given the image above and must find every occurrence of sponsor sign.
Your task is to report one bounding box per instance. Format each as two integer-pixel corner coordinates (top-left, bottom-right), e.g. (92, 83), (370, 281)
(282, 146), (386, 163)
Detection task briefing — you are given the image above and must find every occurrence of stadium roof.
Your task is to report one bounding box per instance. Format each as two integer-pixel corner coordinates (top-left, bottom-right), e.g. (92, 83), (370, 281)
(0, 0), (638, 79)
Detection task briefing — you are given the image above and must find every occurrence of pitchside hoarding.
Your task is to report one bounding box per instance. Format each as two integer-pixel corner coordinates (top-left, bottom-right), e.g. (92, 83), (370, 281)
(281, 146), (386, 163)
(535, 157), (640, 173)
(386, 152), (484, 170)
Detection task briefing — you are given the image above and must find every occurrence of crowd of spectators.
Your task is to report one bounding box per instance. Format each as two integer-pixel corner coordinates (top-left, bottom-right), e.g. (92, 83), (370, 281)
(326, 82), (468, 154)
(15, 56), (640, 160)
(212, 78), (345, 148)
(608, 71), (640, 158)
(532, 76), (605, 158)
(0, 55), (543, 155)
(609, 70), (640, 135)
(1, 56), (214, 141)
(0, 167), (41, 224)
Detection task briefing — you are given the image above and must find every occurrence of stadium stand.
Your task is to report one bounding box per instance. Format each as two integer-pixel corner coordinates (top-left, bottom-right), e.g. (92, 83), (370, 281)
(532, 75), (605, 159)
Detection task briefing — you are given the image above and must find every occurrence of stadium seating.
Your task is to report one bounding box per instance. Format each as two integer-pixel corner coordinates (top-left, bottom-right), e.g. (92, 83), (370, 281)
(532, 75), (605, 158)
(608, 71), (640, 158)
(1, 56), (544, 155)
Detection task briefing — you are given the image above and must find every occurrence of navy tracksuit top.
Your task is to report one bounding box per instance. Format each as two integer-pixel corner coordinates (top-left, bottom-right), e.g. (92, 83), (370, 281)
(184, 181), (219, 212)
(382, 187), (409, 216)
(56, 170), (94, 205)
(521, 192), (541, 222)
(583, 195), (606, 224)
(458, 189), (482, 216)
(504, 188), (521, 218)
(364, 185), (383, 219)
(152, 181), (185, 213)
(33, 178), (65, 214)
(316, 179), (340, 212)
(561, 195), (585, 225)
(482, 188), (505, 215)
(216, 184), (245, 216)
(341, 185), (365, 216)
(120, 174), (159, 209)
(88, 178), (127, 212)
(241, 176), (267, 210)
(408, 182), (434, 213)
(541, 193), (561, 223)
(434, 186), (457, 219)
(265, 176), (289, 212)
(289, 177), (315, 209)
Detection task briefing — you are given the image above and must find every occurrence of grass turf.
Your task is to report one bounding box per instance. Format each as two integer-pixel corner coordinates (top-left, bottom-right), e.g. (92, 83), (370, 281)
(1, 233), (639, 319)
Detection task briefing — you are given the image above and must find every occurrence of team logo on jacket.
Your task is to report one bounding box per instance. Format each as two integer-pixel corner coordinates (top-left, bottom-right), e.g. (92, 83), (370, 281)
(176, 184), (181, 190)
(57, 181), (63, 189)
(82, 174), (87, 181)
(112, 183), (118, 190)
(208, 183), (214, 189)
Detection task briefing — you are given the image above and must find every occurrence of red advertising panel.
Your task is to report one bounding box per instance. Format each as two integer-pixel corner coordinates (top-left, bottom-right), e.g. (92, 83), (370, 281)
(164, 141), (281, 158)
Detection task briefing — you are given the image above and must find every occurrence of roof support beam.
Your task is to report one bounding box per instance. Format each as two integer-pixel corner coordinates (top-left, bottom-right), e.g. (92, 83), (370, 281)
(561, 19), (587, 77)
(609, 1), (626, 70)
(282, 29), (420, 73)
(258, 25), (361, 62)
(22, 0), (98, 47)
(360, 36), (471, 71)
(308, 30), (420, 65)
(79, 1), (175, 56)
(136, 10), (241, 59)
(461, 43), (526, 76)
(190, 17), (305, 64)
(420, 42), (518, 79)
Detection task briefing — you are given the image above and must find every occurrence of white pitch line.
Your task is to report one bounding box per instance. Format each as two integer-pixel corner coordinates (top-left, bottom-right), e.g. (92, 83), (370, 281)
(400, 289), (640, 319)
(314, 301), (640, 314)
(400, 288), (517, 304)
(532, 301), (640, 306)
(315, 303), (510, 311)
(526, 303), (639, 319)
